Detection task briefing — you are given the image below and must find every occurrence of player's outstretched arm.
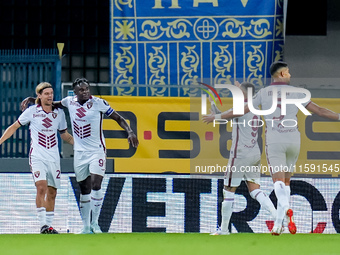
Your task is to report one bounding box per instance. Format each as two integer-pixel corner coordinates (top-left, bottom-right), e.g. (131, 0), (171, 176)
(208, 93), (221, 114)
(21, 97), (64, 111)
(52, 101), (63, 108)
(109, 112), (139, 148)
(202, 106), (248, 124)
(306, 102), (340, 120)
(202, 108), (232, 124)
(59, 130), (74, 145)
(0, 121), (21, 146)
(203, 81), (249, 124)
(20, 97), (36, 112)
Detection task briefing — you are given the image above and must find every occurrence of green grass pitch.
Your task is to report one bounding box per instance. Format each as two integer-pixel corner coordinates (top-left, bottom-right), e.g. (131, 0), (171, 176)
(1, 233), (339, 255)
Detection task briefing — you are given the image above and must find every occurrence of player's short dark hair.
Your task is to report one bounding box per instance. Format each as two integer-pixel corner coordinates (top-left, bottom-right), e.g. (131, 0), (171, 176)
(72, 78), (90, 89)
(240, 82), (256, 96)
(269, 61), (288, 76)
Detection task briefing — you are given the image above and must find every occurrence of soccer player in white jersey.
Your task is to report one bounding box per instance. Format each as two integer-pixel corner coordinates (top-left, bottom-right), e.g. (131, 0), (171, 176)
(0, 82), (74, 234)
(55, 78), (139, 234)
(203, 61), (340, 235)
(210, 82), (276, 235)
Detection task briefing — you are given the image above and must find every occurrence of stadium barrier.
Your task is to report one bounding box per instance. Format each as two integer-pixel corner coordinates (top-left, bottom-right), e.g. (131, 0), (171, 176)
(0, 48), (62, 158)
(0, 173), (339, 234)
(95, 96), (340, 175)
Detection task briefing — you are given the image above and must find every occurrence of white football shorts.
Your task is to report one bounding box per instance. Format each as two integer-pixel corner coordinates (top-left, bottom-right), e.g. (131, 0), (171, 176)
(224, 154), (261, 187)
(74, 150), (106, 182)
(30, 156), (61, 189)
(265, 143), (300, 175)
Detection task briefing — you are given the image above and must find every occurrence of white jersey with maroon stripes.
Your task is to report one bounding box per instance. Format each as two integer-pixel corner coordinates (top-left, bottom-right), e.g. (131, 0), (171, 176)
(61, 96), (114, 152)
(229, 111), (261, 159)
(250, 83), (311, 145)
(18, 105), (67, 162)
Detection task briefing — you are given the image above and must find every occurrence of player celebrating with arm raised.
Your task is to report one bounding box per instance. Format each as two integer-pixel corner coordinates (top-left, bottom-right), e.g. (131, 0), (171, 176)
(203, 61), (340, 235)
(59, 78), (138, 234)
(209, 82), (276, 235)
(0, 82), (74, 234)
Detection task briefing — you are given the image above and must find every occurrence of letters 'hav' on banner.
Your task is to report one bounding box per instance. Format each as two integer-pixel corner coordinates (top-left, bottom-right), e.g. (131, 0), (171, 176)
(101, 96), (340, 175)
(111, 0), (284, 96)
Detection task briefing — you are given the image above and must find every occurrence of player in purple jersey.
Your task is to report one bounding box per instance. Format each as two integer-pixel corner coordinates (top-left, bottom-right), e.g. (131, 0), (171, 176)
(0, 82), (74, 234)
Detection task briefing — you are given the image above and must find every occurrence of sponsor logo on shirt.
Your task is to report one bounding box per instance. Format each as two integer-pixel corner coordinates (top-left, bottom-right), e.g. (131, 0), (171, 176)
(33, 114), (46, 118)
(76, 108), (86, 118)
(42, 118), (53, 128)
(70, 101), (80, 106)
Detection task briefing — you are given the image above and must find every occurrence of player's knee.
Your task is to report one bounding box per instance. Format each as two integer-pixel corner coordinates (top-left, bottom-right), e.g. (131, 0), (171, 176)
(80, 187), (91, 195)
(35, 182), (47, 196)
(78, 177), (91, 194)
(47, 188), (57, 200)
(91, 182), (101, 191)
(49, 191), (57, 199)
(36, 187), (47, 197)
(91, 174), (103, 190)
(79, 183), (91, 194)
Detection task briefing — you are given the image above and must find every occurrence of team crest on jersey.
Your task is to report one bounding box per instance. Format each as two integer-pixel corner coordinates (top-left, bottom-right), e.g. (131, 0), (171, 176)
(52, 112), (57, 119)
(86, 102), (93, 109)
(34, 171), (40, 178)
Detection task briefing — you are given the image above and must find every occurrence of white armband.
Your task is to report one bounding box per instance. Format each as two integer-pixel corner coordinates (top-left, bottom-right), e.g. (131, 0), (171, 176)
(215, 114), (222, 120)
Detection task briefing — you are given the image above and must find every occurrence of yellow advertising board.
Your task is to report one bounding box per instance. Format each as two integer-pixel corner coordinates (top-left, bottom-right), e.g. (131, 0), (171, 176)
(101, 96), (340, 176)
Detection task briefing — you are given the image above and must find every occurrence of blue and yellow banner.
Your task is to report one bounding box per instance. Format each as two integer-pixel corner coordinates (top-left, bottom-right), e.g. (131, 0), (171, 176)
(111, 0), (284, 96)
